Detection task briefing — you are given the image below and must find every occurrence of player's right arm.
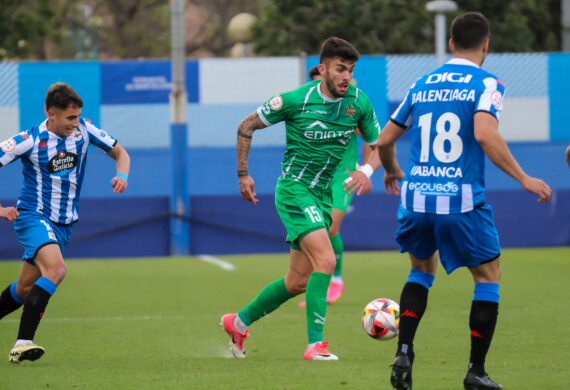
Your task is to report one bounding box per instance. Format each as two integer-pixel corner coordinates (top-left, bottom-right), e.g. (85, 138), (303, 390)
(0, 131), (33, 222)
(566, 145), (570, 168)
(378, 121), (405, 196)
(237, 111), (267, 205)
(474, 112), (551, 203)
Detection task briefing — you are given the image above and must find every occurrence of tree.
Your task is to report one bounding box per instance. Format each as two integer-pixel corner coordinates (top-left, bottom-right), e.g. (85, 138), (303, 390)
(252, 0), (561, 55)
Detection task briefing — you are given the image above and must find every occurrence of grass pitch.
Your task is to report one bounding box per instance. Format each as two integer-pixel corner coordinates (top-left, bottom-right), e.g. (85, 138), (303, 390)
(1, 247), (569, 389)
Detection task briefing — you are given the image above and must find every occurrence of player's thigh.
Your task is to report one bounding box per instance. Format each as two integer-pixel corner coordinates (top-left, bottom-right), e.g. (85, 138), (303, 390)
(329, 208), (346, 236)
(285, 249), (313, 294)
(434, 204), (500, 274)
(14, 211), (61, 264)
(275, 179), (332, 250)
(395, 206), (437, 260)
(331, 170), (354, 215)
(299, 229), (335, 275)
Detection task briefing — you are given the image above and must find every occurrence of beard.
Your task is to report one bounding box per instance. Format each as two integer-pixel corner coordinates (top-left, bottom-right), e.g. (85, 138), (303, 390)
(324, 73), (346, 98)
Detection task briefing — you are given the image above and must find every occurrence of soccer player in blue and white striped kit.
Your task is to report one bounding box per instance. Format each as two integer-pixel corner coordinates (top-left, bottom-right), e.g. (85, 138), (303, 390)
(0, 82), (130, 364)
(378, 13), (552, 390)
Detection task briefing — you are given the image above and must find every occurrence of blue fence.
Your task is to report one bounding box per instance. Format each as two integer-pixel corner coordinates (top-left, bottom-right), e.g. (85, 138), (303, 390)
(0, 55), (569, 259)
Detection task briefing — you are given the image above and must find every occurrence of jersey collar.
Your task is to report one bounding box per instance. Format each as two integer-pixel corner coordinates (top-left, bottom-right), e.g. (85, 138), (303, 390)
(446, 58), (480, 68)
(317, 82), (343, 103)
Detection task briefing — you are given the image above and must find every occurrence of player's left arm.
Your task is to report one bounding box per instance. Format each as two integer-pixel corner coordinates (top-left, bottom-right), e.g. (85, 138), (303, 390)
(344, 95), (381, 195)
(566, 145), (570, 168)
(107, 143), (130, 194)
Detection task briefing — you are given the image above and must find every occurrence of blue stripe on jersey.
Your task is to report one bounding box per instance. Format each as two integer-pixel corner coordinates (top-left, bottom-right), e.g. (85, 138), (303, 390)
(56, 139), (70, 224)
(39, 131), (53, 218)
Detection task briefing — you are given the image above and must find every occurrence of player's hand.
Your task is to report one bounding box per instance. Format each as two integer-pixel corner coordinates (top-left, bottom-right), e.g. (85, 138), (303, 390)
(0, 206), (19, 222)
(344, 171), (371, 196)
(384, 169), (404, 196)
(111, 175), (128, 193)
(239, 175), (259, 205)
(521, 176), (552, 203)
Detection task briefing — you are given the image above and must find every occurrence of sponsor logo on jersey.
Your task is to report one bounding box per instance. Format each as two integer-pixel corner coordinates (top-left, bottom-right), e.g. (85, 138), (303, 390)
(269, 95), (283, 110)
(408, 181), (459, 195)
(0, 138), (16, 153)
(491, 90), (503, 110)
(307, 120), (328, 129)
(410, 165), (463, 178)
(425, 72), (473, 84)
(345, 107), (355, 116)
(304, 129), (354, 142)
(100, 130), (108, 138)
(412, 89), (475, 104)
(48, 151), (78, 176)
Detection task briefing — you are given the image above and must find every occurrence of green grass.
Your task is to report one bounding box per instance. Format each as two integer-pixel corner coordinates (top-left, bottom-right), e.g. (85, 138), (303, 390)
(1, 248), (569, 389)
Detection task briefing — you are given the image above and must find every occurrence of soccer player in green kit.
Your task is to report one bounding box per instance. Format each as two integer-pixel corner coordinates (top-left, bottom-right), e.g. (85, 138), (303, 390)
(298, 66), (381, 307)
(221, 37), (380, 360)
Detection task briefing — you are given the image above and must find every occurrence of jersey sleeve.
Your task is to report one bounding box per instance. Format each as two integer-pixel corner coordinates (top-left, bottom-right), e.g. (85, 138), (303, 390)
(84, 119), (117, 153)
(256, 90), (296, 126)
(390, 83), (415, 129)
(356, 92), (381, 145)
(0, 131), (34, 168)
(475, 77), (506, 120)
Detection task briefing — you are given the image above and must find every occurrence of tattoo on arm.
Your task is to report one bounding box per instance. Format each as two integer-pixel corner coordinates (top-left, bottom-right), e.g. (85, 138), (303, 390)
(237, 112), (266, 177)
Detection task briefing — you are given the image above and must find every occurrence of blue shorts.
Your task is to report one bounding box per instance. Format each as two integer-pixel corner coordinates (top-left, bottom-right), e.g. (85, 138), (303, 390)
(395, 204), (500, 274)
(14, 211), (73, 265)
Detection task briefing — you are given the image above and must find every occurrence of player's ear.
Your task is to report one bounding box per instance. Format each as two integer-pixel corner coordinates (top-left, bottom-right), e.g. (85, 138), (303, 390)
(448, 38), (454, 53)
(482, 38), (489, 55)
(318, 63), (326, 77)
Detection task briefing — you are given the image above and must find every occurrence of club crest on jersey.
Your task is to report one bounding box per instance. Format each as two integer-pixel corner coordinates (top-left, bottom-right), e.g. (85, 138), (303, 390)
(269, 96), (283, 110)
(48, 151), (78, 176)
(345, 107), (355, 116)
(491, 90), (503, 110)
(0, 138), (16, 153)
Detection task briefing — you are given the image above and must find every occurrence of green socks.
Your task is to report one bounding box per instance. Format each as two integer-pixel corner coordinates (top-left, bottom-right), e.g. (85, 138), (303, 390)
(306, 272), (331, 344)
(237, 277), (293, 326)
(330, 234), (344, 278)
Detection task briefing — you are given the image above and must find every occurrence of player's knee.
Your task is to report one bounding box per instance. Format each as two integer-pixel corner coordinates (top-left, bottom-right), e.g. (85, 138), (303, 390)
(15, 283), (33, 299)
(45, 264), (67, 285)
(286, 279), (307, 295)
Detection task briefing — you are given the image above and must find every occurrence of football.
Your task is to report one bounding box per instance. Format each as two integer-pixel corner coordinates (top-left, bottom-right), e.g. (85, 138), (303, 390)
(361, 298), (400, 340)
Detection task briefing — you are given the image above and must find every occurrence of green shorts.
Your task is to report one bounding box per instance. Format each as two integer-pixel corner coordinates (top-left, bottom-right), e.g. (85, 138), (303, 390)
(274, 177), (332, 250)
(331, 166), (355, 213)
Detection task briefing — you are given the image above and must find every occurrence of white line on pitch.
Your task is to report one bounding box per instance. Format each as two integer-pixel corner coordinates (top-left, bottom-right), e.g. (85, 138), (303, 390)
(198, 255), (236, 271)
(2, 315), (183, 324)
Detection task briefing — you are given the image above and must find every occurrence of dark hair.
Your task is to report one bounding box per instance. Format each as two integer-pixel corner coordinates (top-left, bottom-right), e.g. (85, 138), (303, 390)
(308, 66), (320, 80)
(450, 12), (490, 51)
(45, 82), (83, 110)
(319, 37), (360, 63)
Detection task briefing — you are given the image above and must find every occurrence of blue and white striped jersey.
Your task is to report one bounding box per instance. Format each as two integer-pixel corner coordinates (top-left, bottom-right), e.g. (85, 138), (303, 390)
(0, 118), (117, 224)
(391, 58), (506, 214)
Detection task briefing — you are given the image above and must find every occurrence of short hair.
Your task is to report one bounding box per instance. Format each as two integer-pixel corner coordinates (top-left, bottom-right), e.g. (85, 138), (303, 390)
(45, 82), (83, 110)
(450, 12), (490, 51)
(308, 66), (320, 80)
(319, 37), (360, 63)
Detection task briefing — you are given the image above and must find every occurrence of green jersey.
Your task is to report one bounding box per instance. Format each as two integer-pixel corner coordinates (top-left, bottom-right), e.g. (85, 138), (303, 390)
(257, 80), (379, 192)
(337, 133), (358, 171)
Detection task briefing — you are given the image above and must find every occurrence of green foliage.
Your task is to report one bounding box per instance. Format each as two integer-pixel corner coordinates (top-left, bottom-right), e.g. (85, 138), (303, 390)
(253, 0), (561, 55)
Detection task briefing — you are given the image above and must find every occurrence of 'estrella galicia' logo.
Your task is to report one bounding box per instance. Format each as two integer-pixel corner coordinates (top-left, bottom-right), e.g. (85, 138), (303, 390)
(48, 151), (78, 176)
